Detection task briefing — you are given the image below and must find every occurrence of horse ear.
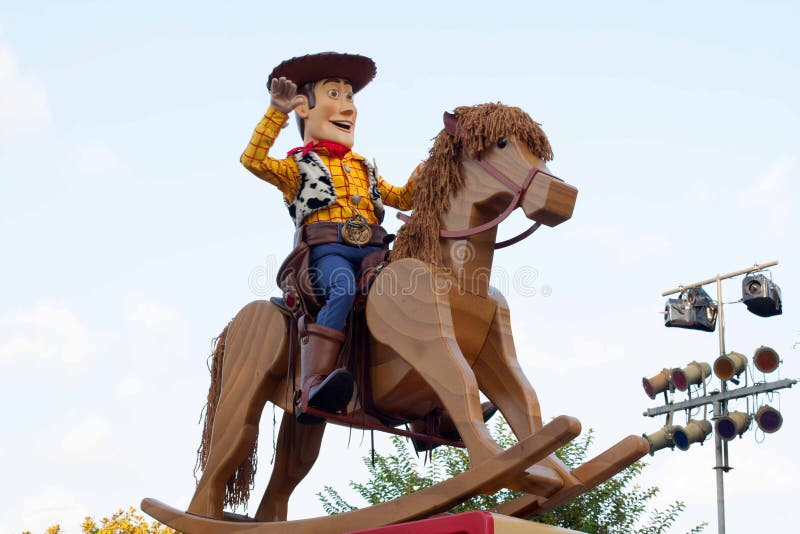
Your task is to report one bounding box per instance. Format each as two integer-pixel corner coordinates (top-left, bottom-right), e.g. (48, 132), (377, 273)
(443, 111), (459, 136)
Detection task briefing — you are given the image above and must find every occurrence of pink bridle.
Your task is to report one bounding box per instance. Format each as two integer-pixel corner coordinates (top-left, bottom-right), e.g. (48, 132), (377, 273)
(397, 111), (555, 250)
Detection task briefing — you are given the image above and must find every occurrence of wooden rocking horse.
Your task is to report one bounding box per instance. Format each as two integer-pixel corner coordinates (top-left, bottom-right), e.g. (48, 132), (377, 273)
(142, 103), (649, 533)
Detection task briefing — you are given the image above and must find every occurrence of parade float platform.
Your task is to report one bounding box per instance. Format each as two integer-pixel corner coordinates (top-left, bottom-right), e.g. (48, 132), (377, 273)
(348, 511), (581, 534)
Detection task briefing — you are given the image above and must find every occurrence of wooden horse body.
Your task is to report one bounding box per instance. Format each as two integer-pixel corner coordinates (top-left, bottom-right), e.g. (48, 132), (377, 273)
(144, 104), (649, 533)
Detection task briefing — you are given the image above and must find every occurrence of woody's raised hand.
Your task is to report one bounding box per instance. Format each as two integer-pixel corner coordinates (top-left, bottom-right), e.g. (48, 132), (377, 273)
(269, 77), (305, 114)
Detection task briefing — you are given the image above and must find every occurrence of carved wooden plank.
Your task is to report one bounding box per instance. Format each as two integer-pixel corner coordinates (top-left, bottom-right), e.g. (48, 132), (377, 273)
(494, 435), (650, 519)
(143, 416), (580, 534)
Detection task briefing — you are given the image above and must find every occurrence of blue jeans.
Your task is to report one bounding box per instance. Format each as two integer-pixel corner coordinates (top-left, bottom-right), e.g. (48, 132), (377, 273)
(309, 243), (381, 331)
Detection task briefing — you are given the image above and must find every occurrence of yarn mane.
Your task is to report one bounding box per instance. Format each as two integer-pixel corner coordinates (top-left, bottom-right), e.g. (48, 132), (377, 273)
(392, 102), (554, 265)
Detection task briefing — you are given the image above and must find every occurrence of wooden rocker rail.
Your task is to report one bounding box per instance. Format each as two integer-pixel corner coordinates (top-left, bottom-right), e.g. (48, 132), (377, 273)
(494, 434), (651, 519)
(142, 416), (580, 534)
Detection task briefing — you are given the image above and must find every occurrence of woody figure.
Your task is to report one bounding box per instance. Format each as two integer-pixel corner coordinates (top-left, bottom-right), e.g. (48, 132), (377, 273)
(241, 52), (415, 423)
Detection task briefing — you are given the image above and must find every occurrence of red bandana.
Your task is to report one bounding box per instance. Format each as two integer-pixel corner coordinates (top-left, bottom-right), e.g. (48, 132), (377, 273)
(287, 140), (350, 160)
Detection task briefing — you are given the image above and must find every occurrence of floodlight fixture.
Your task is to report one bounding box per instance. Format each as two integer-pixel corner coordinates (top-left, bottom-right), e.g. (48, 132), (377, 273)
(713, 351), (748, 381)
(753, 346), (780, 374)
(755, 405), (783, 434)
(742, 274), (782, 317)
(715, 411), (752, 441)
(664, 287), (718, 332)
(643, 425), (677, 455)
(672, 419), (712, 451)
(671, 361), (711, 391)
(643, 369), (672, 399)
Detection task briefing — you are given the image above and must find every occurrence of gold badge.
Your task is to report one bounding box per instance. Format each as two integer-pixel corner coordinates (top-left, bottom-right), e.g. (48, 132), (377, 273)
(341, 213), (372, 246)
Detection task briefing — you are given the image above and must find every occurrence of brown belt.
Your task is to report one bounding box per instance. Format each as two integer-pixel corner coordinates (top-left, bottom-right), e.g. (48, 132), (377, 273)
(296, 222), (387, 247)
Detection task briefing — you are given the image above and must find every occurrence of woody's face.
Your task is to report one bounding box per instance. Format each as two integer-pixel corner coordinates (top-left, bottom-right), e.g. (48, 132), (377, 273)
(297, 78), (357, 148)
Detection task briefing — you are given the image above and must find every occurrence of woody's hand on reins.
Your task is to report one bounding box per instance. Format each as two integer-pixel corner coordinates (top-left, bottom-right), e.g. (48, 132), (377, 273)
(270, 77), (305, 115)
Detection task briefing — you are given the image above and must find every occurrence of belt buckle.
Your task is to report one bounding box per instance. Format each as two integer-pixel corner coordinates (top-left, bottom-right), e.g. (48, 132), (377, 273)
(341, 214), (372, 246)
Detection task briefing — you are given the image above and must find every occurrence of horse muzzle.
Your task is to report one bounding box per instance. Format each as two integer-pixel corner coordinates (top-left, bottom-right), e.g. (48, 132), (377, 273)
(520, 170), (578, 227)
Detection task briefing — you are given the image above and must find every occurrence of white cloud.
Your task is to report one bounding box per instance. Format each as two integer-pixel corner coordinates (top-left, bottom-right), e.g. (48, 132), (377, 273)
(59, 415), (113, 462)
(572, 335), (625, 364)
(73, 142), (120, 173)
(721, 438), (800, 497)
(565, 223), (673, 266)
(0, 302), (98, 366)
(740, 156), (793, 198)
(19, 486), (82, 533)
(121, 293), (193, 369)
(645, 445), (714, 507)
(736, 156), (794, 237)
(518, 346), (553, 367)
(35, 414), (113, 464)
(125, 295), (180, 328)
(0, 38), (51, 138)
(116, 376), (144, 400)
(522, 334), (624, 369)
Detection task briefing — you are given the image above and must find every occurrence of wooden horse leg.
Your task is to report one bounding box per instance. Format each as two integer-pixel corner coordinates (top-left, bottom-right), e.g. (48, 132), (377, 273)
(474, 290), (543, 436)
(367, 259), (505, 466)
(188, 301), (289, 519)
(473, 289), (581, 496)
(255, 413), (326, 522)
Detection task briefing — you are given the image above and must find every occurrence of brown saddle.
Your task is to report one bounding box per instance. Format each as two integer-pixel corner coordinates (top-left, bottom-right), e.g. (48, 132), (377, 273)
(275, 227), (392, 318)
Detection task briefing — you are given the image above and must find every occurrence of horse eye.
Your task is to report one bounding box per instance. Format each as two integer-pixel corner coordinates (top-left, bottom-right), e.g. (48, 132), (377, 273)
(497, 138), (507, 149)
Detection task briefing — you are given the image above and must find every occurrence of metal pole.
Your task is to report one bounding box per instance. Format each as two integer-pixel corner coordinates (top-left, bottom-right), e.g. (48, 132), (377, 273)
(643, 378), (798, 417)
(716, 276), (725, 359)
(713, 399), (726, 534)
(661, 260), (779, 296)
(714, 276), (726, 534)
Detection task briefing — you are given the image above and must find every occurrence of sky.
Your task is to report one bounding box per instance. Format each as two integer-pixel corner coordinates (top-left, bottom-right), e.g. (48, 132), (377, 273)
(1, 1), (798, 532)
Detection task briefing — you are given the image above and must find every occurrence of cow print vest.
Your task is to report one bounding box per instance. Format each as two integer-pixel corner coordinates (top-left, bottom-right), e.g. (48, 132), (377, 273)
(287, 151), (384, 228)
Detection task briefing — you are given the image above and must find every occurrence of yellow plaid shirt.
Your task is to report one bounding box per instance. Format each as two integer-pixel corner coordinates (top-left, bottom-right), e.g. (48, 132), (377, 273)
(241, 106), (415, 225)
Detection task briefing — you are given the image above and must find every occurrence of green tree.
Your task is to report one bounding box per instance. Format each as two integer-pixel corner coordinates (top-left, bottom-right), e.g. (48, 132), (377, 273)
(319, 418), (707, 533)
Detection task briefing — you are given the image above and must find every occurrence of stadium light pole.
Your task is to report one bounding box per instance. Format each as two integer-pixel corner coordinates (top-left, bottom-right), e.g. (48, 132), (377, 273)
(655, 260), (792, 534)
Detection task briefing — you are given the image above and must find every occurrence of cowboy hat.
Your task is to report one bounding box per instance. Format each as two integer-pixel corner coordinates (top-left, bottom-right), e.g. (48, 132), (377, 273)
(268, 52), (376, 94)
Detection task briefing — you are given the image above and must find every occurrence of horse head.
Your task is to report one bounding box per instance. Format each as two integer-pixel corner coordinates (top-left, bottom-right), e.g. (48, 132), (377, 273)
(393, 103), (578, 269)
(442, 107), (577, 234)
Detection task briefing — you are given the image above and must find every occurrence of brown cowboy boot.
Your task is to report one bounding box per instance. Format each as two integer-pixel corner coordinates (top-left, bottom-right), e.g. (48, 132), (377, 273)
(295, 322), (354, 424)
